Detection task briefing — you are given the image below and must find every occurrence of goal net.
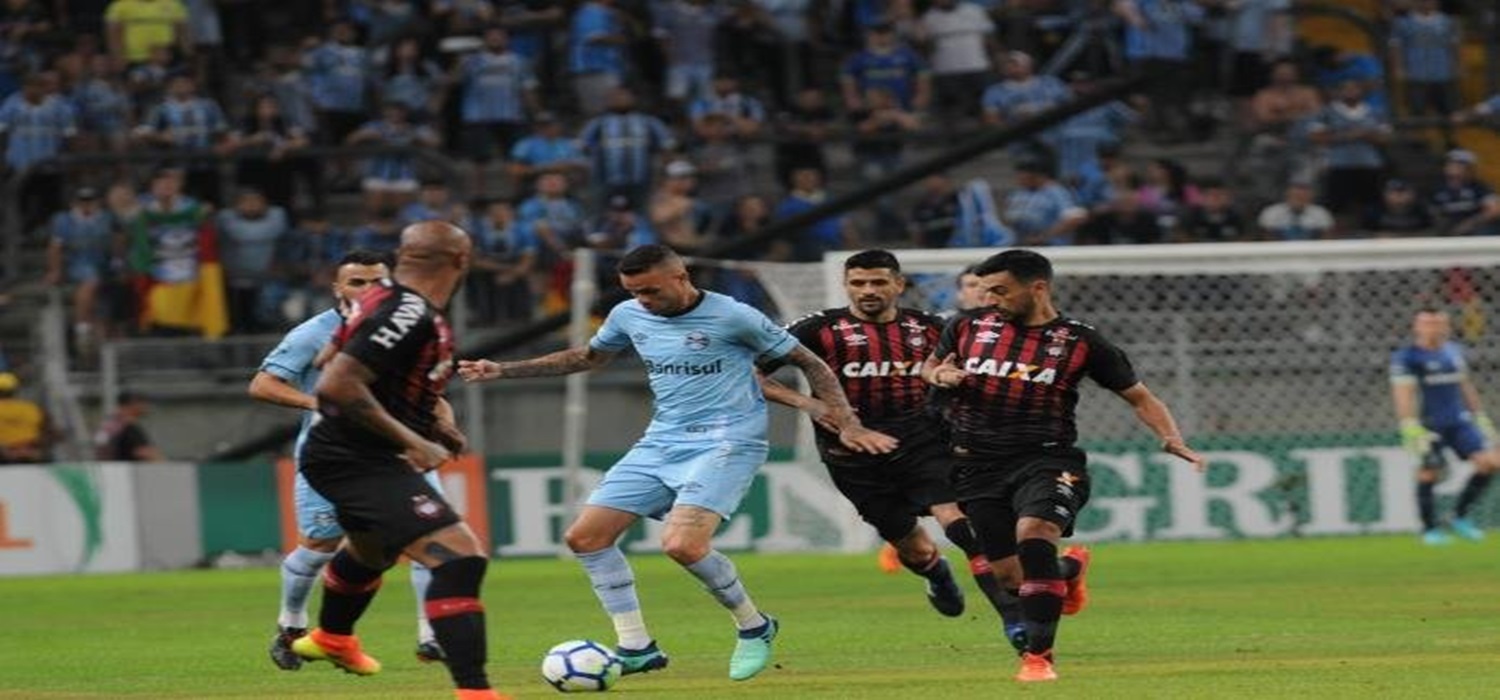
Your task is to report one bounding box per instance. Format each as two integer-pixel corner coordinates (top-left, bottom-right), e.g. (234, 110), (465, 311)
(579, 240), (1500, 545)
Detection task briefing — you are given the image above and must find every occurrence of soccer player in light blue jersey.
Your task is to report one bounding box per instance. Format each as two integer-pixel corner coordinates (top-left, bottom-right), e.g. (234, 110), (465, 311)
(250, 250), (450, 668)
(459, 244), (895, 682)
(1390, 308), (1500, 545)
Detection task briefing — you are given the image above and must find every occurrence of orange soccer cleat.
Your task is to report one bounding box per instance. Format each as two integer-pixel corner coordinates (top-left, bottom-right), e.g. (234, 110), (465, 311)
(455, 689), (514, 700)
(290, 628), (382, 676)
(1061, 545), (1091, 616)
(878, 543), (901, 574)
(1015, 651), (1058, 682)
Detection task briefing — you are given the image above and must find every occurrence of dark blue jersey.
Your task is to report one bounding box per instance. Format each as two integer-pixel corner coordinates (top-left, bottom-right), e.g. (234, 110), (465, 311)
(1390, 342), (1472, 428)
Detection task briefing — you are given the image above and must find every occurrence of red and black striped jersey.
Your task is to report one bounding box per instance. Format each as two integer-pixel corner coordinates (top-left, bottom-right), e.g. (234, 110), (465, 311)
(934, 310), (1137, 456)
(768, 307), (944, 455)
(308, 279), (454, 457)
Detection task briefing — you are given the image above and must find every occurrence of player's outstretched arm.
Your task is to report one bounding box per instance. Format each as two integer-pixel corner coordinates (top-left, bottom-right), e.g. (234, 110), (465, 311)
(783, 346), (899, 454)
(248, 371), (317, 411)
(318, 353), (450, 471)
(1116, 383), (1207, 472)
(756, 371), (843, 434)
(457, 346), (618, 382)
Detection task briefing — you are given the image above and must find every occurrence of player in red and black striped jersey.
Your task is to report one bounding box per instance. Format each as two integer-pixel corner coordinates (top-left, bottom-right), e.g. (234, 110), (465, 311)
(297, 222), (511, 700)
(923, 249), (1206, 683)
(759, 250), (1026, 647)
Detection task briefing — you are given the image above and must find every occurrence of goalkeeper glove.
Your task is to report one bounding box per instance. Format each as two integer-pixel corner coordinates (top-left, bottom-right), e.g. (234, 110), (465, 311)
(1476, 412), (1498, 443)
(1400, 419), (1433, 456)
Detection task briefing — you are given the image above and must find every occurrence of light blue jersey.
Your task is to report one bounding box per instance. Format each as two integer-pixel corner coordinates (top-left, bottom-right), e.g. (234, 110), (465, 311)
(587, 291), (800, 519)
(260, 309), (342, 462)
(590, 291), (799, 445)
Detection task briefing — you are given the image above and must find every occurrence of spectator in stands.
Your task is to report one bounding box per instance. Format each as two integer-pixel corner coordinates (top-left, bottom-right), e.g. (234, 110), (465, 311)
(1362, 178), (1434, 237)
(496, 2), (566, 87)
(469, 197), (537, 324)
(1080, 189), (1162, 245)
(263, 43), (318, 140)
(1306, 80), (1391, 220)
(691, 112), (755, 208)
(46, 187), (115, 346)
(578, 87), (677, 211)
(715, 193), (778, 258)
(908, 173), (959, 248)
(980, 51), (1068, 158)
(0, 72), (76, 232)
(1115, 0), (1204, 141)
(776, 165), (854, 262)
(589, 193), (654, 253)
(401, 180), (466, 225)
(948, 177), (1012, 248)
(217, 187), (289, 333)
(916, 0), (1000, 119)
(690, 74), (766, 141)
(1429, 149), (1500, 236)
(1055, 71), (1136, 183)
(349, 205), (403, 254)
(106, 179), (141, 225)
(1311, 45), (1387, 115)
(853, 85), (920, 237)
(357, 0), (423, 47)
(129, 166), (217, 337)
(225, 93), (309, 211)
(1176, 177), (1248, 242)
(73, 54), (132, 155)
(94, 391), (163, 462)
(1225, 0), (1293, 126)
(1003, 157), (1088, 246)
(455, 25), (539, 196)
(379, 36), (445, 123)
(507, 110), (587, 190)
(1136, 157), (1198, 229)
(304, 20), (372, 182)
(0, 372), (50, 463)
(649, 160), (710, 254)
(136, 72), (229, 203)
(750, 0), (816, 107)
(519, 171), (589, 292)
(1073, 141), (1126, 212)
(346, 101), (441, 212)
(1257, 180), (1334, 240)
(841, 22), (930, 113)
(278, 209), (348, 315)
(126, 43), (175, 113)
(1248, 59), (1322, 134)
(1389, 0), (1459, 119)
(569, 0), (629, 115)
(105, 0), (189, 67)
(773, 87), (832, 187)
(716, 0), (782, 106)
(655, 0), (725, 108)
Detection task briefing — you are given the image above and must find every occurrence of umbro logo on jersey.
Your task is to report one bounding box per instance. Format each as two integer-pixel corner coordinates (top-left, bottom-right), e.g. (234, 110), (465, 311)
(963, 358), (1058, 385)
(684, 331), (711, 350)
(843, 333), (868, 346)
(975, 330), (1001, 343)
(632, 332), (649, 343)
(908, 335), (926, 347)
(412, 495), (446, 520)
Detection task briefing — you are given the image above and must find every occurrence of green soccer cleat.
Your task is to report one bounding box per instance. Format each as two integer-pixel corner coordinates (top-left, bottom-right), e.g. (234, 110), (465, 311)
(615, 640), (669, 676)
(729, 615), (778, 681)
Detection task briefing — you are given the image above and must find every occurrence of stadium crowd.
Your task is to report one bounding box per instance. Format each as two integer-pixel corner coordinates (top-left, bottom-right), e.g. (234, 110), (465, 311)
(7, 0), (1500, 348)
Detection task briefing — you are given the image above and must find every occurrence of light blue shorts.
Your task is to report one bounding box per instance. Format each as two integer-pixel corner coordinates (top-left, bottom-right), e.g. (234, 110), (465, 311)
(295, 468), (445, 541)
(587, 439), (768, 520)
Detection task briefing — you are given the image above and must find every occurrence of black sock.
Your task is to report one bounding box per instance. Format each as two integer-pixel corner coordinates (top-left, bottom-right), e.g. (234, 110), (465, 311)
(1059, 554), (1081, 581)
(1017, 538), (1065, 655)
(1418, 480), (1438, 530)
(944, 518), (1022, 628)
(426, 557), (491, 690)
(319, 550), (385, 635)
(1455, 473), (1493, 518)
(901, 550), (950, 581)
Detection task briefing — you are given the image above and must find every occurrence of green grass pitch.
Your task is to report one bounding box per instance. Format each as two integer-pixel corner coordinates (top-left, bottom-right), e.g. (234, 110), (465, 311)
(3, 535), (1500, 699)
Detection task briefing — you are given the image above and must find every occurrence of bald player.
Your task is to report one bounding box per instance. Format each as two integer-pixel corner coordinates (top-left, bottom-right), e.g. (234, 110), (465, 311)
(290, 222), (510, 700)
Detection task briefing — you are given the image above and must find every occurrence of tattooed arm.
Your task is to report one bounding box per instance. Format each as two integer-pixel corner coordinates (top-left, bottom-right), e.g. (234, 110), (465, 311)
(317, 353), (449, 471)
(782, 345), (899, 454)
(457, 346), (618, 381)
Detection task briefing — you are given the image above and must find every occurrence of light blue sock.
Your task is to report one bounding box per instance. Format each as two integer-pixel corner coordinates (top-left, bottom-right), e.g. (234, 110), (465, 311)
(410, 561), (435, 643)
(684, 550), (765, 630)
(577, 546), (650, 649)
(279, 546), (334, 629)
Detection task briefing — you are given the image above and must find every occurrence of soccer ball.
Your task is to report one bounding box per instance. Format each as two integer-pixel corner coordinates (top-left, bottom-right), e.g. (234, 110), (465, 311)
(540, 639), (622, 692)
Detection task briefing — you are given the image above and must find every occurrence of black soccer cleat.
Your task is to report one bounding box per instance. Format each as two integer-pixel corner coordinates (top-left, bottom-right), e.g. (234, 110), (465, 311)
(269, 626), (308, 671)
(617, 640), (670, 675)
(414, 639), (447, 663)
(925, 558), (966, 617)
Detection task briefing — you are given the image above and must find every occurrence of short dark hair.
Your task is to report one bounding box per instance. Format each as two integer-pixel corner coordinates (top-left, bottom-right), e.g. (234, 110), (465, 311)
(973, 249), (1053, 282)
(844, 249), (901, 274)
(339, 248), (393, 268)
(618, 244), (680, 275)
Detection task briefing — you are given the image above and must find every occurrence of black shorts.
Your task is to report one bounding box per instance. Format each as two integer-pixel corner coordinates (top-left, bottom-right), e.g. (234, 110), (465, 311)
(301, 448), (460, 556)
(825, 437), (955, 543)
(952, 447), (1090, 561)
(462, 122), (524, 162)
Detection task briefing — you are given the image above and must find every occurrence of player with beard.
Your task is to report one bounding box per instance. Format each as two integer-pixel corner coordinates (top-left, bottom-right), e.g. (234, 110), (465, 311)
(923, 249), (1206, 682)
(759, 250), (1029, 649)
